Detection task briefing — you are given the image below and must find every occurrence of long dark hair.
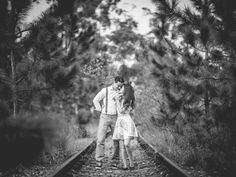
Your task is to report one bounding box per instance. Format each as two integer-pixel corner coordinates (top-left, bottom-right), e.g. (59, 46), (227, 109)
(122, 82), (135, 110)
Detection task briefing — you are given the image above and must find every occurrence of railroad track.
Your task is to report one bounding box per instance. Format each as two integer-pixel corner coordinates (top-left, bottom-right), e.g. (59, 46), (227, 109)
(49, 133), (190, 177)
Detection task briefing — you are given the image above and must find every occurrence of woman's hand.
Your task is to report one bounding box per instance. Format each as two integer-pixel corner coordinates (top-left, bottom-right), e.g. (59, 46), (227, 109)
(114, 92), (123, 101)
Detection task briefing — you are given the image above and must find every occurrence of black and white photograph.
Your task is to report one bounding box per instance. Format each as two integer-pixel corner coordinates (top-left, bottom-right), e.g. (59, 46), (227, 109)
(0, 0), (235, 176)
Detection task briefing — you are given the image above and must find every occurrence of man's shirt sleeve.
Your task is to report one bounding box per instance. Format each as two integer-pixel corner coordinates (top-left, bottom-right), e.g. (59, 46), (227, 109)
(93, 88), (106, 111)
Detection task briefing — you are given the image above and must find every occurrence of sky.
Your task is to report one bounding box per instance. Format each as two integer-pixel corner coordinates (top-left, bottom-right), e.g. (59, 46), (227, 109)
(115, 0), (192, 34)
(25, 0), (50, 23)
(25, 0), (193, 68)
(116, 0), (156, 34)
(26, 0), (192, 35)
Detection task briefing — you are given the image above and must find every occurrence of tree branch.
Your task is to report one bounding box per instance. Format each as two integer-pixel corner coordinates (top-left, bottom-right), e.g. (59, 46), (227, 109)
(164, 37), (184, 56)
(17, 87), (54, 93)
(16, 76), (26, 85)
(199, 77), (231, 81)
(164, 37), (235, 61)
(15, 28), (32, 38)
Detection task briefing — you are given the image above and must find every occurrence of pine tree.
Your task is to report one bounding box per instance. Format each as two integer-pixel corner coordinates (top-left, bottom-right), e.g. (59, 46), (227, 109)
(0, 0), (36, 117)
(0, 0), (114, 116)
(148, 0), (236, 173)
(0, 0), (121, 170)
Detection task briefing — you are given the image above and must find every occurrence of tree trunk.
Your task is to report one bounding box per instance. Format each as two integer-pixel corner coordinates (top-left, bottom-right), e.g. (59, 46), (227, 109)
(204, 47), (209, 117)
(204, 89), (209, 116)
(8, 0), (17, 117)
(10, 50), (17, 117)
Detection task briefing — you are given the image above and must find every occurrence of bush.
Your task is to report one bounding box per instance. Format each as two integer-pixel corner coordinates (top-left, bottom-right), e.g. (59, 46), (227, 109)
(0, 112), (61, 170)
(0, 101), (10, 121)
(134, 85), (235, 175)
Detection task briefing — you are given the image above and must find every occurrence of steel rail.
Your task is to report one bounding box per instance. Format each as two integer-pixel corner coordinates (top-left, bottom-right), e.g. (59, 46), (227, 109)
(49, 132), (191, 177)
(48, 139), (96, 177)
(138, 132), (191, 177)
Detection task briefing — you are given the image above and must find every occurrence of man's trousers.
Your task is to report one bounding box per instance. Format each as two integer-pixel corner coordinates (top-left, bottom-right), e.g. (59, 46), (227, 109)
(95, 113), (119, 161)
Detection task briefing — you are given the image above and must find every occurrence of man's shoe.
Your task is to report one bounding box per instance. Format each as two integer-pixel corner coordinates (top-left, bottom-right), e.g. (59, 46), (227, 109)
(117, 165), (128, 170)
(129, 162), (136, 170)
(111, 153), (119, 160)
(95, 161), (102, 168)
(129, 165), (135, 170)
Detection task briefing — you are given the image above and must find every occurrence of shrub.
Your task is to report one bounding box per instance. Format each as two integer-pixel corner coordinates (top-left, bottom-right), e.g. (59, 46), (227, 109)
(0, 112), (61, 170)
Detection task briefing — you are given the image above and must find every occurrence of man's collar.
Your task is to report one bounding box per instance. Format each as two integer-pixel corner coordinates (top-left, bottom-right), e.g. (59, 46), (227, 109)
(109, 85), (116, 91)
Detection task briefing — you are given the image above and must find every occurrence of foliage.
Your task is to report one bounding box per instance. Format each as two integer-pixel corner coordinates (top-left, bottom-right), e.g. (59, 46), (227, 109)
(0, 112), (61, 170)
(143, 0), (236, 174)
(0, 0), (115, 170)
(106, 13), (141, 60)
(0, 0), (113, 114)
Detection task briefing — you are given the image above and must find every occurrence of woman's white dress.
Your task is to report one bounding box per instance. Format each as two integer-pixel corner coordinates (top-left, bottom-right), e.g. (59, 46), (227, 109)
(112, 100), (138, 140)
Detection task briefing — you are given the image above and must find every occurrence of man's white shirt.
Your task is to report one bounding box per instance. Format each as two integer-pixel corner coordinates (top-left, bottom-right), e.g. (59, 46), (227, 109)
(93, 86), (118, 115)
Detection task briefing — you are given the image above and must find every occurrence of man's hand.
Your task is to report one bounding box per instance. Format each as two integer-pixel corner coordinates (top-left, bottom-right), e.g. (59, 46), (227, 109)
(94, 109), (101, 118)
(91, 106), (101, 118)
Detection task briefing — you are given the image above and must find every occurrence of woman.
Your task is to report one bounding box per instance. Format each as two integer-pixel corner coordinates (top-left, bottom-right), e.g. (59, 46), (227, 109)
(112, 82), (138, 170)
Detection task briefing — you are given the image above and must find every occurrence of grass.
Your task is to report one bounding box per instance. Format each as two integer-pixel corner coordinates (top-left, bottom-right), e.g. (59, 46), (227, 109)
(64, 118), (98, 155)
(0, 110), (99, 171)
(0, 111), (100, 177)
(134, 111), (234, 176)
(133, 88), (234, 177)
(42, 112), (99, 160)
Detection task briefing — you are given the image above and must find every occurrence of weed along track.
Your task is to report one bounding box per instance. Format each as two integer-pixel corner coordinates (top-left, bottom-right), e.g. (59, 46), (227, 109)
(49, 134), (190, 177)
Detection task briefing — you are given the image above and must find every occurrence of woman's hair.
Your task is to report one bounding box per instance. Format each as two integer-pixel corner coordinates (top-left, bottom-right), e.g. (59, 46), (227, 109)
(114, 76), (124, 83)
(122, 82), (135, 110)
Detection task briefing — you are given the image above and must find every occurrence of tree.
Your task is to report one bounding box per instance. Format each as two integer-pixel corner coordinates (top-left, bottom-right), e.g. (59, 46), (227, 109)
(0, 0), (35, 117)
(146, 0), (236, 173)
(0, 0), (114, 117)
(0, 0), (122, 170)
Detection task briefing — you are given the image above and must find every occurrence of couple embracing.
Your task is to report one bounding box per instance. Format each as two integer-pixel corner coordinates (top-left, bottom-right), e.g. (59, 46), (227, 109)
(93, 76), (138, 170)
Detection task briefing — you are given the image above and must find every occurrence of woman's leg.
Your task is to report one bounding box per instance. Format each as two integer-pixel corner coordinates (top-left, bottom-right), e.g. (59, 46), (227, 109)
(120, 140), (128, 168)
(124, 137), (134, 167)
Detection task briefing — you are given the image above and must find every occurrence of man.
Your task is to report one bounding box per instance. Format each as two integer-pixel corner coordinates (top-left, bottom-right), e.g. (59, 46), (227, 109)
(93, 76), (124, 167)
